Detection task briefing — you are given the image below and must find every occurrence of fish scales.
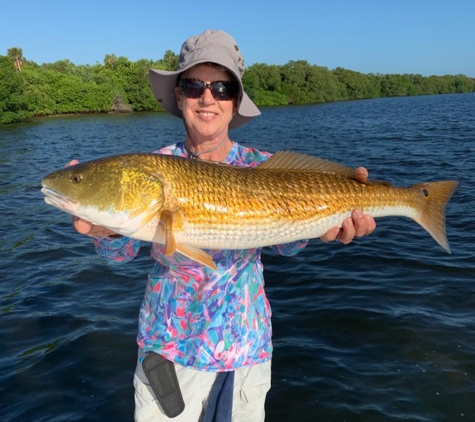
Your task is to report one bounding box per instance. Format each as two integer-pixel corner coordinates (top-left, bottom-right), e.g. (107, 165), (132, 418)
(41, 152), (459, 270)
(132, 154), (443, 248)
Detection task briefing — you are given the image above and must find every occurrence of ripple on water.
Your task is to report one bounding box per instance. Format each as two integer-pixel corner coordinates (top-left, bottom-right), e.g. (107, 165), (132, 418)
(1, 94), (474, 422)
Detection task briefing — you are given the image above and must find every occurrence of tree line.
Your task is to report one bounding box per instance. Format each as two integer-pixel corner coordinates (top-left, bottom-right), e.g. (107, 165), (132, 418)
(1, 47), (474, 124)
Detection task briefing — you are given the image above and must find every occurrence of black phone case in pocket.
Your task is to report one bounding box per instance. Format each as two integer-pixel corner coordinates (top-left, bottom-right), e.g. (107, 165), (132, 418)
(142, 352), (185, 418)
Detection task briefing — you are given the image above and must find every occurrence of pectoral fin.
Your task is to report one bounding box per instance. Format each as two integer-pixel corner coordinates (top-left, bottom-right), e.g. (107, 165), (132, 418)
(160, 210), (177, 256)
(159, 210), (217, 271)
(175, 244), (218, 271)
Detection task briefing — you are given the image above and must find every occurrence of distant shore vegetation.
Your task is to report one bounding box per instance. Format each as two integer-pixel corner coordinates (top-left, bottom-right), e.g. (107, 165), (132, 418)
(1, 47), (474, 124)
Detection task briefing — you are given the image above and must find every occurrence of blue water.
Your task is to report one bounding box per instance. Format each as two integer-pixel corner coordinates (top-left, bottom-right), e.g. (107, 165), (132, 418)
(1, 93), (474, 421)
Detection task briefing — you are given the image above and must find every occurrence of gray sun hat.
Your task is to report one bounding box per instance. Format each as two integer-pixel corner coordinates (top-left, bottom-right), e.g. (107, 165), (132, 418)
(149, 29), (260, 129)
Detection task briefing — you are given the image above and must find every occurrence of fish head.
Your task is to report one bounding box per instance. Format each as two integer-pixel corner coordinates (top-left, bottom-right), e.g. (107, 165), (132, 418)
(41, 155), (165, 235)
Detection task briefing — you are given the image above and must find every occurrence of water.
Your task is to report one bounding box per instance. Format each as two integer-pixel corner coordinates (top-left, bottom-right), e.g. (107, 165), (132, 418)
(1, 94), (474, 422)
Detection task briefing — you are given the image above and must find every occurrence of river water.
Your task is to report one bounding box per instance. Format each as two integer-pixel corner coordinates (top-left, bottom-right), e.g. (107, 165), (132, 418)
(1, 93), (474, 422)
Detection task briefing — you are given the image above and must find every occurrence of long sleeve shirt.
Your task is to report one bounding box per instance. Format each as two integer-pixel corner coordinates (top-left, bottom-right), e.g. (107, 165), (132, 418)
(93, 141), (308, 371)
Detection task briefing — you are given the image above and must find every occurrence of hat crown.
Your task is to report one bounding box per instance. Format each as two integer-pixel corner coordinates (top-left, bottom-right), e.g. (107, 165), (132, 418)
(178, 30), (245, 78)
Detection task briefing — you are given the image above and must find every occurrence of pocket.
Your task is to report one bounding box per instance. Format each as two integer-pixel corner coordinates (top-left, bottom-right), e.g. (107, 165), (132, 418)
(238, 380), (270, 422)
(240, 384), (269, 403)
(238, 360), (272, 403)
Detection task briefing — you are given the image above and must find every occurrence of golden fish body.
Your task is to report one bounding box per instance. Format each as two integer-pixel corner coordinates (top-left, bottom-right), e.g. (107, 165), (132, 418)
(41, 151), (459, 269)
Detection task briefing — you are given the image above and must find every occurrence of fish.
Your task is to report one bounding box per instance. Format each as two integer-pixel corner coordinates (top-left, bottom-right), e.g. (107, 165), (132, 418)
(41, 151), (459, 270)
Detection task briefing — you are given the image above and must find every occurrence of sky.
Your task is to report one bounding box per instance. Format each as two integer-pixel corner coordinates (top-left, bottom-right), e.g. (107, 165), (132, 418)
(1, 0), (474, 77)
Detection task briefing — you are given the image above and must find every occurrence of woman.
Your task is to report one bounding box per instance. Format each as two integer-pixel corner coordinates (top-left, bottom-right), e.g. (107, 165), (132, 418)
(71, 30), (375, 422)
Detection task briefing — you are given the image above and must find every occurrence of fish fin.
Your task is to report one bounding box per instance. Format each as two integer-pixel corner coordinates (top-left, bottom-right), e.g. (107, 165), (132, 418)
(175, 244), (218, 271)
(258, 151), (366, 181)
(160, 210), (176, 256)
(159, 208), (217, 270)
(412, 180), (460, 253)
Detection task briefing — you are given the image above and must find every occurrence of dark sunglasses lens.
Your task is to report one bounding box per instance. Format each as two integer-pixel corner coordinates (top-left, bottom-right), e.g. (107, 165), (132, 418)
(210, 82), (236, 101)
(180, 79), (237, 101)
(180, 79), (205, 98)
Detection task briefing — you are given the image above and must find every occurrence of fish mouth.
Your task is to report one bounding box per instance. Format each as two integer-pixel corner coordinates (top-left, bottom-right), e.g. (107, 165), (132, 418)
(41, 187), (79, 214)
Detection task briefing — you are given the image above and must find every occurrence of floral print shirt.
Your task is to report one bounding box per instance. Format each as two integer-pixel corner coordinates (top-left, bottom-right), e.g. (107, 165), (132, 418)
(94, 142), (308, 371)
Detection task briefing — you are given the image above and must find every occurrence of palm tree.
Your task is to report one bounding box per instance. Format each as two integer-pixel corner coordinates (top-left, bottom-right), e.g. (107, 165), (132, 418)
(7, 47), (24, 71)
(104, 54), (117, 68)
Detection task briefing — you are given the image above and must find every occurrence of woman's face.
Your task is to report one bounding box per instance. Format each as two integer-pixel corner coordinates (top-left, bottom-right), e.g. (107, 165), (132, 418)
(175, 64), (237, 141)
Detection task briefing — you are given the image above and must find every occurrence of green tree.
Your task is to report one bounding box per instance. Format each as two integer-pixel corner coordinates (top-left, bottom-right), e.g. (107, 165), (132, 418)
(42, 59), (76, 75)
(280, 60), (314, 104)
(0, 55), (33, 123)
(333, 67), (381, 99)
(243, 63), (287, 105)
(150, 50), (180, 72)
(7, 47), (24, 71)
(163, 50), (179, 71)
(1, 47), (474, 125)
(379, 74), (412, 97)
(453, 74), (475, 93)
(125, 59), (157, 111)
(21, 65), (56, 115)
(280, 60), (342, 104)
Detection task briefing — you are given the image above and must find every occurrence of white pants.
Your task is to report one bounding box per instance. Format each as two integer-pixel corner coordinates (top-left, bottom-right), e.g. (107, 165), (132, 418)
(134, 349), (271, 422)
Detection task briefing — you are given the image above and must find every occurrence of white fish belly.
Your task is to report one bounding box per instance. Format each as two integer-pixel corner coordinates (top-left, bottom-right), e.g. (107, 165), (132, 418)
(173, 204), (420, 250)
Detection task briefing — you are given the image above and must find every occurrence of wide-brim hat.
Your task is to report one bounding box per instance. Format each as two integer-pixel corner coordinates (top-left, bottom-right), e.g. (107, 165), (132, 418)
(149, 29), (260, 130)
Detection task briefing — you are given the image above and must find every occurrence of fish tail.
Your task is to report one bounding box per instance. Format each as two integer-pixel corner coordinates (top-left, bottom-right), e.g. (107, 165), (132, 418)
(412, 180), (459, 253)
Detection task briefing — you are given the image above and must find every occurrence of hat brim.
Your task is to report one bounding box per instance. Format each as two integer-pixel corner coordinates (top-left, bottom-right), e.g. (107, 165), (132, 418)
(149, 65), (260, 130)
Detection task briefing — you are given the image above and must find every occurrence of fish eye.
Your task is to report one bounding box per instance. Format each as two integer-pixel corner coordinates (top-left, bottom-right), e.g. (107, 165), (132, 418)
(70, 174), (83, 183)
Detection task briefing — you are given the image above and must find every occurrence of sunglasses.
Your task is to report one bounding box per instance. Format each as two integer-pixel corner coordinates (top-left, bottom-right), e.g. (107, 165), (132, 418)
(178, 78), (238, 101)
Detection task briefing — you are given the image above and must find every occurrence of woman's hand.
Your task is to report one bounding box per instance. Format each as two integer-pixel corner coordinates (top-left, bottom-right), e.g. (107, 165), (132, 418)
(66, 159), (119, 238)
(320, 167), (376, 244)
(71, 216), (119, 238)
